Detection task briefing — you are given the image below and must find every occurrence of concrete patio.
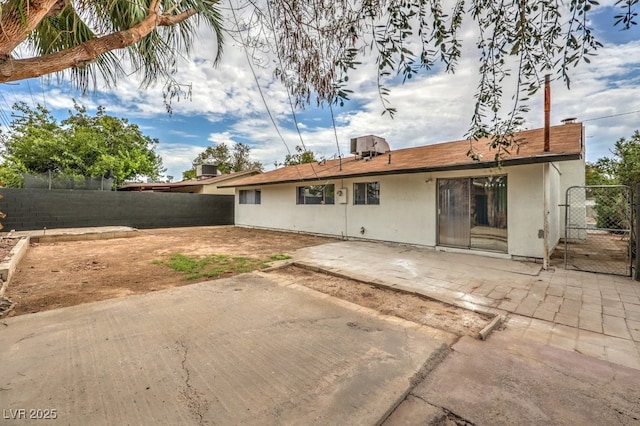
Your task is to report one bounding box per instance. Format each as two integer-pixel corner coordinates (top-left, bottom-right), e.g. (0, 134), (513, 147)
(294, 240), (640, 370)
(2, 236), (640, 425)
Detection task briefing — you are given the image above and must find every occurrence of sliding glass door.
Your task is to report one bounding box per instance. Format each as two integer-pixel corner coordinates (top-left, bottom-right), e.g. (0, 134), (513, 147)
(437, 176), (508, 252)
(438, 178), (470, 247)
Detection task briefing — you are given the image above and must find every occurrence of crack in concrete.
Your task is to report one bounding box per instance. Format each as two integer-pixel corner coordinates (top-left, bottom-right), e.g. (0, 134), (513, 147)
(177, 339), (208, 426)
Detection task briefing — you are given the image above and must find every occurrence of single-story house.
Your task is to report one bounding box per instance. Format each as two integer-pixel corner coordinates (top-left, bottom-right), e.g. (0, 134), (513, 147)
(119, 168), (261, 195)
(221, 123), (585, 264)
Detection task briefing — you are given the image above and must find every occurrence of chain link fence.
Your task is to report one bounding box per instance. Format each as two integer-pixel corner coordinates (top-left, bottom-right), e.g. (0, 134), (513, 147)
(564, 185), (633, 276)
(23, 172), (113, 191)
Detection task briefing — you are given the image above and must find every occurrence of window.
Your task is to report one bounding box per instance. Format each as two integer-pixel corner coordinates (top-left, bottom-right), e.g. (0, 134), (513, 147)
(239, 189), (261, 204)
(296, 184), (335, 205)
(354, 182), (380, 205)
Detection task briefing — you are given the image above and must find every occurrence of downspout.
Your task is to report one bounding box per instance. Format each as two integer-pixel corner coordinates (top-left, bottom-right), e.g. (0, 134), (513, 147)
(543, 164), (550, 270)
(542, 74), (551, 269)
(342, 179), (348, 240)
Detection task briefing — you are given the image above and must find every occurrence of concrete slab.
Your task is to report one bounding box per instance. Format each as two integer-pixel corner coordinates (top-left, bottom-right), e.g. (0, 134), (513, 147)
(4, 226), (138, 243)
(404, 335), (640, 425)
(0, 273), (446, 425)
(293, 240), (640, 368)
(0, 237), (29, 283)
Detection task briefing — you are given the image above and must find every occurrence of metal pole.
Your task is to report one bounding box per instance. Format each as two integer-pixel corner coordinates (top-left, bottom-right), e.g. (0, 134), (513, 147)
(544, 74), (550, 152)
(635, 183), (640, 280)
(543, 164), (549, 270)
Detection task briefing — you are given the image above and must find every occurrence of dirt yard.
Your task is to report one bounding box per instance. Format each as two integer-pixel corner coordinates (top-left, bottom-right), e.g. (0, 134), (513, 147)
(5, 226), (489, 338)
(6, 227), (336, 315)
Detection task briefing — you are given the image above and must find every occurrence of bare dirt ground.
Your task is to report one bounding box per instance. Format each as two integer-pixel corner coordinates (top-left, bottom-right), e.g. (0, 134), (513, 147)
(0, 237), (18, 260)
(5, 226), (490, 338)
(268, 266), (491, 338)
(7, 226), (335, 315)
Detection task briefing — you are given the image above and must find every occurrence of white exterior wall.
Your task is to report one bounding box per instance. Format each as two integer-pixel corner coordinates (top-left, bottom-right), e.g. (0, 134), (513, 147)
(547, 163), (562, 255)
(505, 164), (545, 258)
(235, 163), (573, 259)
(558, 157), (587, 241)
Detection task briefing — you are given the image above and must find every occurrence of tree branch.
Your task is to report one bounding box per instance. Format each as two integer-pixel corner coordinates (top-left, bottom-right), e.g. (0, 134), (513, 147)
(0, 0), (61, 54)
(0, 4), (198, 82)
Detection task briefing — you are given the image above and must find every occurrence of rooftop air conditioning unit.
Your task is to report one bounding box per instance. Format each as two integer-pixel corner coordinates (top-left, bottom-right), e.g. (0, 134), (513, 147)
(350, 135), (390, 157)
(196, 164), (218, 179)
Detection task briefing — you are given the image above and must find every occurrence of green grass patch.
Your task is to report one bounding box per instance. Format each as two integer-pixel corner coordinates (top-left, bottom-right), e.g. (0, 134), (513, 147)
(157, 253), (272, 280)
(269, 253), (292, 261)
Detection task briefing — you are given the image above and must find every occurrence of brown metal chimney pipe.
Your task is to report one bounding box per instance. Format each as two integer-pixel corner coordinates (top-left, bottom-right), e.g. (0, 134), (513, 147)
(544, 74), (550, 152)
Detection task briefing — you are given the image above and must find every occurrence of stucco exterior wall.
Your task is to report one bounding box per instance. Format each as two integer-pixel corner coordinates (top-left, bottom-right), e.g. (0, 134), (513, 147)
(200, 185), (235, 195)
(504, 164), (545, 258)
(548, 163), (562, 255)
(235, 162), (583, 259)
(558, 157), (587, 241)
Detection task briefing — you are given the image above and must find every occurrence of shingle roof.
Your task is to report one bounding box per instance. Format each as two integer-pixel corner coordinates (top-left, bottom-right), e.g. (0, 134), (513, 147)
(119, 169), (260, 191)
(222, 123), (583, 188)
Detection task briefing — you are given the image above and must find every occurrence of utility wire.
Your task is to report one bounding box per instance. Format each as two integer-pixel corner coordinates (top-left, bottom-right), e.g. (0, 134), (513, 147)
(582, 109), (640, 122)
(329, 102), (343, 171)
(229, 3), (304, 180)
(264, 1), (321, 182)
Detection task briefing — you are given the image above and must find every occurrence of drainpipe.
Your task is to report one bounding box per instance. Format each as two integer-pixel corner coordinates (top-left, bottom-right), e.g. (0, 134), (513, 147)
(342, 179), (348, 240)
(542, 74), (551, 269)
(543, 164), (550, 270)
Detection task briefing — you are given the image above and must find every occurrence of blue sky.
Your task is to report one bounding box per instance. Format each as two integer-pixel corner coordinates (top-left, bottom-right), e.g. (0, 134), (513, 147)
(1, 3), (639, 181)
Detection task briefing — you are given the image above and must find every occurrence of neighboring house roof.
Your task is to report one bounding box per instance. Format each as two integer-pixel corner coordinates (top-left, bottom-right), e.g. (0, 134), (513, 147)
(221, 123), (584, 188)
(119, 169), (261, 191)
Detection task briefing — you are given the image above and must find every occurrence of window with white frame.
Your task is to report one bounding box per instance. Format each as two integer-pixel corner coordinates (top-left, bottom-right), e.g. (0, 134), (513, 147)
(296, 184), (335, 205)
(239, 189), (261, 204)
(354, 182), (380, 205)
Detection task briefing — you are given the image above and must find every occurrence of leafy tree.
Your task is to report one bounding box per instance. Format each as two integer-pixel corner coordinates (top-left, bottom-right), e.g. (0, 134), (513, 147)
(239, 0), (637, 158)
(277, 145), (318, 167)
(0, 101), (164, 187)
(229, 142), (263, 173)
(586, 130), (640, 231)
(182, 142), (263, 179)
(0, 0), (637, 155)
(608, 131), (640, 189)
(586, 160), (617, 186)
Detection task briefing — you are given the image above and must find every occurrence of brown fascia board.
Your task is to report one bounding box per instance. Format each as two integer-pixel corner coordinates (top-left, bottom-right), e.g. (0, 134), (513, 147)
(221, 151), (582, 188)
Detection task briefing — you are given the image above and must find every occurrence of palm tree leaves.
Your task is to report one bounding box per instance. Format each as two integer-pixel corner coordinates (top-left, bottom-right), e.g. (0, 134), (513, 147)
(7, 0), (224, 91)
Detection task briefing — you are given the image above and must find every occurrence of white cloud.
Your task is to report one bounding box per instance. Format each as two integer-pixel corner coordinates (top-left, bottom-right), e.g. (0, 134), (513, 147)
(155, 143), (204, 179)
(3, 5), (640, 180)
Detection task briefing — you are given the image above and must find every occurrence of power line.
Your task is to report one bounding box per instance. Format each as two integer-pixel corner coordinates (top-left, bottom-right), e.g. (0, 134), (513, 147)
(264, 1), (321, 181)
(229, 3), (304, 180)
(582, 109), (640, 122)
(329, 103), (343, 171)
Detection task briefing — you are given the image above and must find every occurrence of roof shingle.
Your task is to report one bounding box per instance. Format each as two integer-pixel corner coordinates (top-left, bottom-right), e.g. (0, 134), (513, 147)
(223, 123), (583, 188)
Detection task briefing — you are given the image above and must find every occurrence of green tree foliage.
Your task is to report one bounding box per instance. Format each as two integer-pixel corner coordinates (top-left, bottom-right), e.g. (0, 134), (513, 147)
(586, 130), (640, 230)
(587, 131), (640, 188)
(242, 0), (638, 159)
(0, 102), (164, 187)
(1, 0), (637, 154)
(182, 143), (263, 180)
(278, 145), (318, 167)
(286, 146), (317, 166)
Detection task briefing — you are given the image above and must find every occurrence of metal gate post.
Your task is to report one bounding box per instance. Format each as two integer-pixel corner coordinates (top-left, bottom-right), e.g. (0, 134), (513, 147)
(636, 184), (640, 281)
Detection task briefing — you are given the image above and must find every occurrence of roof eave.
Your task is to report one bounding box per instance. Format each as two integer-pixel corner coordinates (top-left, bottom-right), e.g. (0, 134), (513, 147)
(221, 152), (582, 188)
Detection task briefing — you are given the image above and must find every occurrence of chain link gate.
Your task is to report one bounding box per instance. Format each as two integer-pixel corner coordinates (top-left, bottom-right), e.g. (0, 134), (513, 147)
(564, 185), (633, 276)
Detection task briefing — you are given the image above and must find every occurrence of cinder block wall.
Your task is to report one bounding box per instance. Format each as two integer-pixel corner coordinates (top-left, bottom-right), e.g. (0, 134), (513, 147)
(0, 188), (234, 231)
